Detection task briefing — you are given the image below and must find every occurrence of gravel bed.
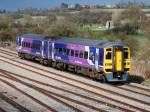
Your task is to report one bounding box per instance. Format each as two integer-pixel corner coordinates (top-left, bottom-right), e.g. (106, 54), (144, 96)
(0, 80), (48, 112)
(0, 95), (20, 112)
(120, 85), (150, 96)
(0, 60), (148, 111)
(0, 76), (74, 112)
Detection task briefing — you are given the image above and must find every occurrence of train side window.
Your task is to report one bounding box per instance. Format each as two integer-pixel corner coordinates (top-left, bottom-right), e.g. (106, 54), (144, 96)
(32, 44), (35, 49)
(31, 44), (33, 49)
(35, 44), (39, 49)
(75, 50), (79, 57)
(59, 48), (63, 55)
(39, 44), (41, 50)
(63, 48), (67, 55)
(99, 53), (103, 60)
(35, 44), (37, 49)
(84, 51), (88, 59)
(71, 50), (74, 56)
(29, 43), (31, 48)
(79, 52), (83, 58)
(24, 42), (26, 47)
(106, 52), (112, 59)
(33, 44), (36, 49)
(27, 43), (30, 48)
(89, 53), (94, 61)
(55, 48), (59, 55)
(95, 53), (98, 60)
(25, 42), (27, 47)
(124, 52), (128, 59)
(66, 49), (70, 56)
(22, 42), (24, 47)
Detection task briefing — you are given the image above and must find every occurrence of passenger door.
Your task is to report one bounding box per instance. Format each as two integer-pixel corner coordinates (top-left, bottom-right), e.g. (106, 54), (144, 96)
(114, 48), (123, 71)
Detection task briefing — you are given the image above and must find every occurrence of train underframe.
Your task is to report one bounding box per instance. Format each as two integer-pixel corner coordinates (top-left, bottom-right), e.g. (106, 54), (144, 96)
(18, 52), (106, 82)
(18, 52), (129, 82)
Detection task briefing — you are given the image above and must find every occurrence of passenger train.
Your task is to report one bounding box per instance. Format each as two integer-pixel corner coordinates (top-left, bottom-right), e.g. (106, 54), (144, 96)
(16, 34), (131, 82)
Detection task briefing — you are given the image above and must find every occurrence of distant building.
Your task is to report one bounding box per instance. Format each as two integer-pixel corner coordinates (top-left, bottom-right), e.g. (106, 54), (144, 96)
(68, 4), (82, 10)
(61, 3), (68, 9)
(105, 4), (116, 8)
(68, 4), (75, 9)
(106, 21), (114, 29)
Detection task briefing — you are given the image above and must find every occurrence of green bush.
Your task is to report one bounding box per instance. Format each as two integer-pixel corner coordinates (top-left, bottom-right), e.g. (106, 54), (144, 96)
(0, 31), (13, 42)
(31, 27), (45, 34)
(47, 20), (80, 37)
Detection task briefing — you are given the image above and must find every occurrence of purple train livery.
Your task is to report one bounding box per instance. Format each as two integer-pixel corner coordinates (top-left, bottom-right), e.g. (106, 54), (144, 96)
(16, 34), (131, 82)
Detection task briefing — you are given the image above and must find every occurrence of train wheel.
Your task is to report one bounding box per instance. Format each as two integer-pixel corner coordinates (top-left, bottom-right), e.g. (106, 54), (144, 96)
(43, 59), (48, 66)
(40, 59), (43, 65)
(100, 75), (106, 83)
(20, 53), (25, 59)
(18, 53), (21, 57)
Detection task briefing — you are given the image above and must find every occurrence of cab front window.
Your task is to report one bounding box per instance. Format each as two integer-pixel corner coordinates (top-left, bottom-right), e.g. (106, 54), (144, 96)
(124, 52), (128, 59)
(106, 52), (112, 59)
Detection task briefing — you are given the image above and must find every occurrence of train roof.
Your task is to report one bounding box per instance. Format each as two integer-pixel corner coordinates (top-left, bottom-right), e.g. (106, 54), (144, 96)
(55, 37), (123, 47)
(17, 34), (60, 40)
(17, 34), (123, 47)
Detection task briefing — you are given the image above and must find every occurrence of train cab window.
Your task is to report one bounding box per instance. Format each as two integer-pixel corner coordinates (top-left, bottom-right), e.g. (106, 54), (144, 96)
(66, 49), (70, 56)
(106, 52), (112, 59)
(71, 50), (74, 56)
(124, 52), (129, 59)
(124, 48), (128, 50)
(59, 48), (63, 55)
(75, 50), (79, 57)
(106, 48), (112, 51)
(79, 52), (83, 58)
(84, 51), (88, 59)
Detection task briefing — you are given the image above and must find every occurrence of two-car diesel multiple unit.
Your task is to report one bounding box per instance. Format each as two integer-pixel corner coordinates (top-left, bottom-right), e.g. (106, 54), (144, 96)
(16, 34), (131, 82)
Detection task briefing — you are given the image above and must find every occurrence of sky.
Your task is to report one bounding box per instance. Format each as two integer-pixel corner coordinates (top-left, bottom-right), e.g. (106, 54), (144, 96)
(0, 0), (150, 11)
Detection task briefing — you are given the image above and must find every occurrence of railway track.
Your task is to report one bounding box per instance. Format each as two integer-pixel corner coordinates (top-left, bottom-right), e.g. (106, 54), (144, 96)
(0, 71), (108, 112)
(0, 77), (57, 112)
(0, 69), (132, 112)
(0, 107), (7, 112)
(1, 48), (150, 94)
(0, 48), (150, 112)
(0, 92), (32, 112)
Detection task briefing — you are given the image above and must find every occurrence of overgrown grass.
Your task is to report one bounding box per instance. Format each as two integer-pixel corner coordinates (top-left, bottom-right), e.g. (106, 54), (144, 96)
(130, 60), (150, 83)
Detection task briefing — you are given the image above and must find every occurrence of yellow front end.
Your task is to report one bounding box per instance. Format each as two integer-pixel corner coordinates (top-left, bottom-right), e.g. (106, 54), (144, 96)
(104, 47), (131, 82)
